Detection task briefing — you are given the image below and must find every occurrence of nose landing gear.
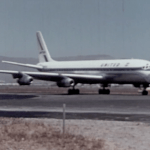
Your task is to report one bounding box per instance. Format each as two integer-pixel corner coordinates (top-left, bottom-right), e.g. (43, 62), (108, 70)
(142, 90), (148, 95)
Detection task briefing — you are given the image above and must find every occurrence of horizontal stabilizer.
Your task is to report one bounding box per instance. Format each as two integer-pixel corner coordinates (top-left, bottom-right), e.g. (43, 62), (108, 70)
(2, 61), (43, 69)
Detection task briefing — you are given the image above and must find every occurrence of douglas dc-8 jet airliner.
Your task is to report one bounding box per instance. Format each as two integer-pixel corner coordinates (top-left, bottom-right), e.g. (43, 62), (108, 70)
(0, 31), (150, 95)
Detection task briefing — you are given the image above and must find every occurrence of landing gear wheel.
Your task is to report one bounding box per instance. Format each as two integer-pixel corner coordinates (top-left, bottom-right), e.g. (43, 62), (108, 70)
(68, 89), (80, 95)
(98, 89), (110, 95)
(106, 89), (110, 94)
(98, 89), (102, 94)
(142, 90), (148, 95)
(75, 89), (79, 94)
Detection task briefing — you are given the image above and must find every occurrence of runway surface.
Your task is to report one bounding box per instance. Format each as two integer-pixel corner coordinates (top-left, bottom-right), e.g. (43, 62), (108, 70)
(0, 86), (150, 122)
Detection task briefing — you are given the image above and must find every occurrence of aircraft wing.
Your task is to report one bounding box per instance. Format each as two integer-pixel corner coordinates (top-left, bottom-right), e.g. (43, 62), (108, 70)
(0, 70), (104, 84)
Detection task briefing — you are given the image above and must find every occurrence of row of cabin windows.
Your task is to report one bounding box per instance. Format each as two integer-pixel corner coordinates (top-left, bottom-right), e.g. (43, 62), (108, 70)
(143, 64), (150, 69)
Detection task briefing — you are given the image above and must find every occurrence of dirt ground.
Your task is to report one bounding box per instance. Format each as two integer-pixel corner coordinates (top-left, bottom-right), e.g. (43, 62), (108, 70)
(0, 85), (140, 95)
(0, 118), (149, 150)
(0, 118), (104, 150)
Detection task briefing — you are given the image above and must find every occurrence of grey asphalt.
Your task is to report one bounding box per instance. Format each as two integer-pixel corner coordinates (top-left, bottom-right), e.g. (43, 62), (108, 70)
(0, 91), (150, 122)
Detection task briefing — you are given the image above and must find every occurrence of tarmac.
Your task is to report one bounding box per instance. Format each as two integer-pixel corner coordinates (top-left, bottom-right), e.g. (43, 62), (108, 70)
(0, 85), (150, 122)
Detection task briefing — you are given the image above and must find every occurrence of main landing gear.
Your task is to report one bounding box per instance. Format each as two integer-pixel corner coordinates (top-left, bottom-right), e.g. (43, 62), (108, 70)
(142, 90), (148, 95)
(68, 87), (80, 95)
(99, 89), (110, 94)
(98, 84), (110, 95)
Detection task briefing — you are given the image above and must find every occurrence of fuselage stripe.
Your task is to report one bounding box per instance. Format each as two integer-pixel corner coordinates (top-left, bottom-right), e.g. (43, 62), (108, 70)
(41, 68), (142, 72)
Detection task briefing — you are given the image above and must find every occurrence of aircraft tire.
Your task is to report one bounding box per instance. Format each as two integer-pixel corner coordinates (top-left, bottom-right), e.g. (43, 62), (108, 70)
(142, 90), (148, 95)
(68, 89), (72, 95)
(68, 89), (80, 95)
(98, 89), (102, 94)
(99, 89), (110, 95)
(106, 89), (110, 94)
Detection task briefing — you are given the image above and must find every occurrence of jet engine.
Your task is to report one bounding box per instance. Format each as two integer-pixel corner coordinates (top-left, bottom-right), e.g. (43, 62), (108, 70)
(13, 73), (33, 85)
(57, 78), (75, 87)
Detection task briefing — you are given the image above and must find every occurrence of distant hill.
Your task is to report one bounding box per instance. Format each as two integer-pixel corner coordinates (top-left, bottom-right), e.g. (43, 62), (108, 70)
(0, 54), (114, 83)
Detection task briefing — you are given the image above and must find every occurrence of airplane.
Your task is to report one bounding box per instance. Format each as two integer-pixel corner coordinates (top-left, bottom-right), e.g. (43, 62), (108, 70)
(0, 31), (150, 95)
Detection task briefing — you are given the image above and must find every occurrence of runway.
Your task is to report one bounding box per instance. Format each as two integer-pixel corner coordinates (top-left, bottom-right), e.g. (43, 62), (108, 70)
(0, 86), (150, 122)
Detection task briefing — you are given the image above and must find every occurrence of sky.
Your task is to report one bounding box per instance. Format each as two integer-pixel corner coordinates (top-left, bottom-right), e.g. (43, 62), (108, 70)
(0, 0), (150, 60)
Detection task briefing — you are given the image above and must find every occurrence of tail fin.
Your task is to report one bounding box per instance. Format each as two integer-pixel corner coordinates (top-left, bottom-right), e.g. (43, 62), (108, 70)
(36, 31), (54, 63)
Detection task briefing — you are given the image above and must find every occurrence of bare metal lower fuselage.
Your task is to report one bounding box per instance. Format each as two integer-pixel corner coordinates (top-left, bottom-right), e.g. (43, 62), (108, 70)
(38, 68), (150, 85)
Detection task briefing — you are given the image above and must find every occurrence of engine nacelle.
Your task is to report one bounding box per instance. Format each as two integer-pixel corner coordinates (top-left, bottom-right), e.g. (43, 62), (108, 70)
(57, 78), (74, 87)
(16, 73), (33, 85)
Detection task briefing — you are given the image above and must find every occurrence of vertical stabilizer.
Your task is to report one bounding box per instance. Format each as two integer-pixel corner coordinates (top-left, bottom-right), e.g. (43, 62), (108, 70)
(36, 31), (54, 62)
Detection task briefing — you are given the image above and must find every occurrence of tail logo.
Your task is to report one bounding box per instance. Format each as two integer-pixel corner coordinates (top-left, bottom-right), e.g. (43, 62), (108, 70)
(39, 51), (46, 54)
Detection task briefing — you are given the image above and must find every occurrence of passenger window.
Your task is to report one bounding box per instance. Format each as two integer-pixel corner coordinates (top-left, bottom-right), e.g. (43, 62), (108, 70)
(125, 63), (129, 67)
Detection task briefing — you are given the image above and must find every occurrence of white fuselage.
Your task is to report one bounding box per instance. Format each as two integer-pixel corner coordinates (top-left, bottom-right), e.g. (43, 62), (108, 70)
(38, 59), (150, 85)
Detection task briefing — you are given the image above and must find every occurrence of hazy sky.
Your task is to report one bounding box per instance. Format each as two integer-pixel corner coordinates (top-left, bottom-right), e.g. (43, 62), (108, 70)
(0, 0), (150, 60)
